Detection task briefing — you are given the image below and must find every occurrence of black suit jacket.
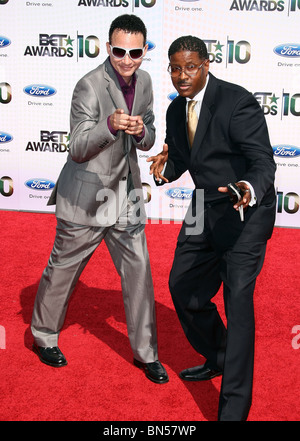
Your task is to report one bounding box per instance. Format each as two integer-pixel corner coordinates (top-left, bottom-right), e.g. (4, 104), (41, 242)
(161, 72), (276, 244)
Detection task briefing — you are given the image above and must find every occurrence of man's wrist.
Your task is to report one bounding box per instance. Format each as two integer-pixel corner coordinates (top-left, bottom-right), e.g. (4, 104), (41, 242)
(107, 116), (118, 136)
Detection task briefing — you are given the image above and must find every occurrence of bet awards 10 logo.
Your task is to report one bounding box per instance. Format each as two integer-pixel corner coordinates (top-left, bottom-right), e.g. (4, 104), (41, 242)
(26, 131), (70, 153)
(229, 0), (300, 13)
(205, 39), (251, 65)
(0, 82), (12, 104)
(24, 34), (100, 59)
(254, 91), (300, 117)
(78, 0), (156, 7)
(277, 190), (299, 214)
(0, 176), (13, 197)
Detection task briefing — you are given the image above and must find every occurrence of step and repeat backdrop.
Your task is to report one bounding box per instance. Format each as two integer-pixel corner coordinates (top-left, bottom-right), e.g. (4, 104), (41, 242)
(1, 0), (300, 227)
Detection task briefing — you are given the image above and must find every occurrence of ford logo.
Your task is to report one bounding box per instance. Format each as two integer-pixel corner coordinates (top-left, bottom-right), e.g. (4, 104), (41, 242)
(146, 40), (156, 51)
(25, 179), (55, 191)
(0, 132), (13, 143)
(23, 84), (57, 97)
(273, 44), (300, 58)
(273, 145), (300, 157)
(168, 92), (179, 101)
(165, 187), (193, 200)
(0, 36), (11, 49)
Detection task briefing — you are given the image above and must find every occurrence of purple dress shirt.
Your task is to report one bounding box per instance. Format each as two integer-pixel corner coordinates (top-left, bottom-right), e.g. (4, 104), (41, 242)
(107, 60), (145, 141)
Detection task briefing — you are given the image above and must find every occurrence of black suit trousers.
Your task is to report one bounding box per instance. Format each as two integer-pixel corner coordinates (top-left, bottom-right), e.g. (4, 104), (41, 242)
(169, 201), (267, 421)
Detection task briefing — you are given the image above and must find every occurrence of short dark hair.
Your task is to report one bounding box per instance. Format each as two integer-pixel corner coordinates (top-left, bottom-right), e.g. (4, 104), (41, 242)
(109, 14), (147, 45)
(168, 36), (209, 60)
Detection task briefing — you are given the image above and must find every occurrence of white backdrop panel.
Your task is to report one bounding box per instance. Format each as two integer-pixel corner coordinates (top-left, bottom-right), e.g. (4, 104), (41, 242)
(1, 0), (299, 227)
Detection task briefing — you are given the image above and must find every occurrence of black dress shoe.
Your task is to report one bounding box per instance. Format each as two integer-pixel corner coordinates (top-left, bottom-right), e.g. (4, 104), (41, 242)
(180, 364), (222, 381)
(134, 359), (169, 384)
(32, 343), (67, 367)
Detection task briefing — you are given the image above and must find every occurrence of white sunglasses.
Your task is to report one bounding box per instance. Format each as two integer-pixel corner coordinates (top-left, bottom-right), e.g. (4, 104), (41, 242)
(109, 45), (145, 61)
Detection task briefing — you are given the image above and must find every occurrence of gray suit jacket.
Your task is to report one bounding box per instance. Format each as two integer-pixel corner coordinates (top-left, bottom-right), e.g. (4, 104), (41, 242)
(48, 57), (155, 226)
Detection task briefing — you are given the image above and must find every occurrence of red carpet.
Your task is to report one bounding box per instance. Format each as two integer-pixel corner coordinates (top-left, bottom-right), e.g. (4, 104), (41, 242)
(0, 210), (299, 422)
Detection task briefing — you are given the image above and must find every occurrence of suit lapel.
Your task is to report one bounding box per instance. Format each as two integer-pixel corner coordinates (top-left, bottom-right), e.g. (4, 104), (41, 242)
(172, 97), (191, 165)
(103, 58), (131, 155)
(190, 73), (215, 161)
(131, 70), (141, 116)
(190, 102), (212, 160)
(104, 58), (129, 113)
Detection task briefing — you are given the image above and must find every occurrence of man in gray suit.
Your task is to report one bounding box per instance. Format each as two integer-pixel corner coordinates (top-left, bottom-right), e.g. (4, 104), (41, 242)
(31, 14), (168, 384)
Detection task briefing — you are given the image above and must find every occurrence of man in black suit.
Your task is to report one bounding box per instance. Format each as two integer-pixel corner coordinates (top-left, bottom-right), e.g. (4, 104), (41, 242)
(148, 36), (276, 420)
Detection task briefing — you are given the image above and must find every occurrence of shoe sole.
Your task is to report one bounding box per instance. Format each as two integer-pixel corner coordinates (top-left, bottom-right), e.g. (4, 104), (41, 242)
(134, 359), (169, 384)
(32, 345), (68, 368)
(179, 371), (222, 381)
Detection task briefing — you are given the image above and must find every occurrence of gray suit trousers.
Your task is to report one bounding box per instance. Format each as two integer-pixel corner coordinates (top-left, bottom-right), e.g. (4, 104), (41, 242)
(31, 200), (158, 363)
